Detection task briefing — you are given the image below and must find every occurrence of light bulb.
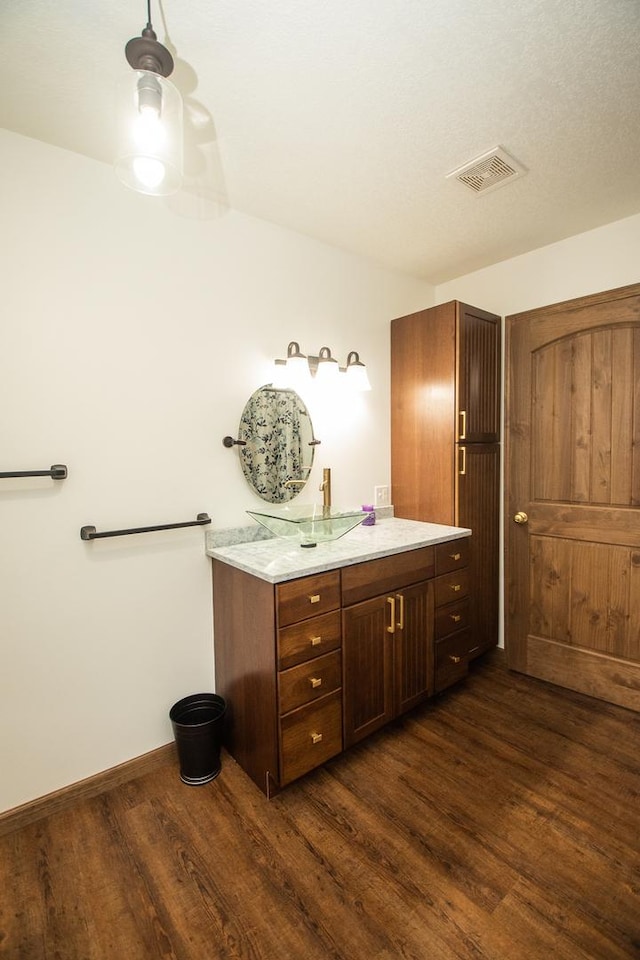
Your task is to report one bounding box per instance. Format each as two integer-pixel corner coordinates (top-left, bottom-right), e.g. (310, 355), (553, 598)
(137, 73), (162, 118)
(132, 156), (166, 189)
(115, 70), (183, 196)
(316, 347), (339, 382)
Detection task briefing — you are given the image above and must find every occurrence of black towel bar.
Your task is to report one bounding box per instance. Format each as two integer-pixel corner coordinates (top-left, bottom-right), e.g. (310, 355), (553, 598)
(80, 513), (211, 541)
(0, 464), (67, 480)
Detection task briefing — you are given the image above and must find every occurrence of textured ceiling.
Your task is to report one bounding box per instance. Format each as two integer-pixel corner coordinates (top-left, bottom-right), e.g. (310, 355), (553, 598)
(2, 0), (639, 283)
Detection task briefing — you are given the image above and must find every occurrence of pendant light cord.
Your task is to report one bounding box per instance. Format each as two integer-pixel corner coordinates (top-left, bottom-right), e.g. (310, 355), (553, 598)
(146, 0), (153, 31)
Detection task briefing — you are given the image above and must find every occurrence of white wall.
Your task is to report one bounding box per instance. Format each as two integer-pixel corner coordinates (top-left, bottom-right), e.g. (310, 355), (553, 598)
(435, 213), (640, 316)
(0, 130), (434, 814)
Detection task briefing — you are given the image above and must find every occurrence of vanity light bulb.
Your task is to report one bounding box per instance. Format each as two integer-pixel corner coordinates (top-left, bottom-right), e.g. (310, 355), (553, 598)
(345, 351), (372, 391)
(285, 354), (312, 387)
(315, 347), (340, 382)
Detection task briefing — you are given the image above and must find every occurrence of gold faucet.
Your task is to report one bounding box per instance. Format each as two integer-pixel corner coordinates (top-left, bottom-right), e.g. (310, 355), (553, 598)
(319, 467), (331, 511)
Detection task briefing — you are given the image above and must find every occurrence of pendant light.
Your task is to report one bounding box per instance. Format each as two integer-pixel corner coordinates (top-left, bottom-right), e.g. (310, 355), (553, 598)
(115, 0), (183, 196)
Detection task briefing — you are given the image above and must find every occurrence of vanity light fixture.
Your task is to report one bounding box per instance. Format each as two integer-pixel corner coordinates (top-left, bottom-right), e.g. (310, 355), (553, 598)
(315, 347), (340, 382)
(345, 351), (372, 392)
(273, 342), (372, 392)
(284, 341), (312, 386)
(115, 0), (183, 196)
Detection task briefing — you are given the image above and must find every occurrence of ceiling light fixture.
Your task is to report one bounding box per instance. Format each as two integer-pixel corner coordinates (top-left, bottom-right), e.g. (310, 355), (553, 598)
(115, 0), (183, 196)
(273, 342), (372, 392)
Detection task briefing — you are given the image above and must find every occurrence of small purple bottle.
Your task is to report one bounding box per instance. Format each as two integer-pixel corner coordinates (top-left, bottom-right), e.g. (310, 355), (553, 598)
(361, 505), (375, 526)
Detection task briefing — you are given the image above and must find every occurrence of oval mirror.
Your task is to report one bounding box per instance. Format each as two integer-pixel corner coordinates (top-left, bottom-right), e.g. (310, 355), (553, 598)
(238, 385), (316, 503)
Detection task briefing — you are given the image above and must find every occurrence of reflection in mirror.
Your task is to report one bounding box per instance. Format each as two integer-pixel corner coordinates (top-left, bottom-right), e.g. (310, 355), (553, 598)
(238, 385), (315, 503)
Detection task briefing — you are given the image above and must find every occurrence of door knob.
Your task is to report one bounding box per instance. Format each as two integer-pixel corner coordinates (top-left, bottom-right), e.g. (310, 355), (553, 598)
(513, 511), (528, 524)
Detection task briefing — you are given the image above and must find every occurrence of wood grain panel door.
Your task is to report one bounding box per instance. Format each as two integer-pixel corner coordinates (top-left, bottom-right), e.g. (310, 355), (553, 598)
(395, 580), (434, 714)
(457, 304), (501, 442)
(505, 282), (640, 711)
(343, 596), (394, 746)
(456, 443), (501, 655)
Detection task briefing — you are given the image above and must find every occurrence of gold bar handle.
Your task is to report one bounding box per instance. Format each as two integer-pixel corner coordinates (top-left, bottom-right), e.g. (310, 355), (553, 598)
(459, 410), (467, 440)
(449, 655), (462, 664)
(310, 636), (322, 647)
(311, 732), (323, 744)
(309, 677), (322, 689)
(449, 552), (461, 561)
(450, 614), (462, 623)
(309, 594), (320, 604)
(450, 583), (462, 593)
(396, 593), (404, 630)
(459, 446), (466, 476)
(387, 596), (396, 634)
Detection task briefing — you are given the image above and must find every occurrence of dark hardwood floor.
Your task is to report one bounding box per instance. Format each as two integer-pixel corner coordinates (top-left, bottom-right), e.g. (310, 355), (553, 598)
(1, 651), (639, 960)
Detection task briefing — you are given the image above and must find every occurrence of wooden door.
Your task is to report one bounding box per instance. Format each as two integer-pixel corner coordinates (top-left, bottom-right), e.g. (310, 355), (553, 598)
(505, 283), (640, 711)
(395, 580), (434, 714)
(343, 596), (394, 746)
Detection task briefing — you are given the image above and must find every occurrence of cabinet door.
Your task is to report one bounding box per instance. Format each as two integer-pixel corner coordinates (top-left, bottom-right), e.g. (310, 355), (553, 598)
(343, 596), (394, 747)
(395, 580), (434, 714)
(457, 304), (501, 443)
(456, 443), (500, 655)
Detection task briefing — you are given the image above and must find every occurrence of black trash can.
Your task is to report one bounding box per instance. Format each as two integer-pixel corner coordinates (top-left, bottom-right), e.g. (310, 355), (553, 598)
(169, 693), (226, 785)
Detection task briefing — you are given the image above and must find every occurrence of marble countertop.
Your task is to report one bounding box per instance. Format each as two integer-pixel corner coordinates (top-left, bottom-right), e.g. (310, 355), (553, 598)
(206, 517), (471, 584)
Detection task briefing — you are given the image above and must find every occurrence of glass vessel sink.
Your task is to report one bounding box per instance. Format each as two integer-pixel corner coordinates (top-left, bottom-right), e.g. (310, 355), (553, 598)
(247, 504), (371, 547)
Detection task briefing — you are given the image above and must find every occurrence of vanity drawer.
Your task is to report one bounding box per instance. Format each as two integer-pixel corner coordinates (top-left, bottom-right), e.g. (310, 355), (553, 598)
(278, 610), (341, 669)
(277, 571), (341, 627)
(434, 568), (470, 608)
(341, 546), (435, 606)
(435, 597), (471, 640)
(435, 537), (470, 576)
(279, 651), (342, 715)
(279, 690), (343, 785)
(434, 629), (472, 693)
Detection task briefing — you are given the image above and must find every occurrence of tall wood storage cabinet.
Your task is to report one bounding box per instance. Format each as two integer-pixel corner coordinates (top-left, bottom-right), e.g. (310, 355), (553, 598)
(391, 301), (501, 658)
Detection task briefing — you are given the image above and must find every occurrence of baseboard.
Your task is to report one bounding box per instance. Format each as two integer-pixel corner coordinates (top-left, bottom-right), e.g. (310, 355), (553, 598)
(0, 742), (175, 838)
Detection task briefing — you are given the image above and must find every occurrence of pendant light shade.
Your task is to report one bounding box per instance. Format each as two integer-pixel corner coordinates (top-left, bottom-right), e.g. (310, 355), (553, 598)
(115, 9), (183, 196)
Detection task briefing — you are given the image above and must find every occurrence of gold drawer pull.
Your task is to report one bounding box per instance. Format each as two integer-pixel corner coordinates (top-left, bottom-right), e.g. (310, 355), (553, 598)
(311, 732), (323, 745)
(450, 614), (462, 623)
(449, 655), (462, 664)
(387, 596), (396, 634)
(450, 583), (462, 592)
(450, 552), (461, 561)
(396, 593), (405, 630)
(309, 594), (320, 604)
(310, 636), (322, 647)
(309, 677), (322, 689)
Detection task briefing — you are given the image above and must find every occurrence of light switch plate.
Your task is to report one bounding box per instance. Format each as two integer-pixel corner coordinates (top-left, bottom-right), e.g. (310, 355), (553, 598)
(374, 485), (390, 507)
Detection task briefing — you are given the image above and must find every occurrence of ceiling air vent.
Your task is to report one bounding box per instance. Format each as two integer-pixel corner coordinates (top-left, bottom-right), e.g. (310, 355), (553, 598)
(446, 146), (526, 196)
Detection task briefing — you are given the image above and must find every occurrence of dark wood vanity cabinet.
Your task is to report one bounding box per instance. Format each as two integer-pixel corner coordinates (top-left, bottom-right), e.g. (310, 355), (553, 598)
(212, 536), (470, 796)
